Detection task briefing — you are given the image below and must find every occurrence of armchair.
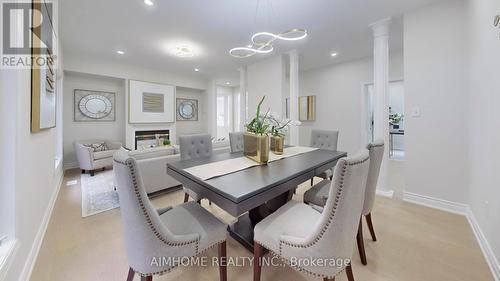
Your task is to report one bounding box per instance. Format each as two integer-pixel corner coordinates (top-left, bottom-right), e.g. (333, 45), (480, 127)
(74, 139), (122, 176)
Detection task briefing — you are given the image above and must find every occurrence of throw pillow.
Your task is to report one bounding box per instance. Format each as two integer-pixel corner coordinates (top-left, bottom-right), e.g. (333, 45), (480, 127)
(84, 142), (109, 152)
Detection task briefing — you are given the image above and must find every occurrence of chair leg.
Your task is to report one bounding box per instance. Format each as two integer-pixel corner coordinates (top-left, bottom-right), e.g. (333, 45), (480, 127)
(218, 241), (227, 281)
(90, 170), (95, 176)
(310, 178), (314, 186)
(345, 264), (355, 281)
(126, 267), (135, 281)
(209, 200), (212, 206)
(140, 276), (152, 281)
(253, 242), (263, 281)
(183, 193), (189, 203)
(356, 218), (367, 265)
(365, 213), (377, 241)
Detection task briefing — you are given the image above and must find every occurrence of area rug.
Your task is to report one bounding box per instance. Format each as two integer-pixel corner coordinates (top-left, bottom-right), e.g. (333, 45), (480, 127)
(80, 170), (119, 217)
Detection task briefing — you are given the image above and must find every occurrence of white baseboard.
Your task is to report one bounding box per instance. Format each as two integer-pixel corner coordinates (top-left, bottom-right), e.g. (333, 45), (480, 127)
(402, 191), (469, 215)
(376, 189), (394, 198)
(402, 191), (499, 281)
(466, 209), (500, 281)
(0, 239), (19, 281)
(18, 172), (64, 281)
(63, 162), (79, 170)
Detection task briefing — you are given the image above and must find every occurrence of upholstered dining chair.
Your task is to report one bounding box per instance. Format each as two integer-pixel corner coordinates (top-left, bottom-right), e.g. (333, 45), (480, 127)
(179, 133), (214, 204)
(253, 149), (370, 281)
(113, 151), (227, 281)
(303, 139), (385, 265)
(229, 132), (244, 153)
(310, 129), (339, 185)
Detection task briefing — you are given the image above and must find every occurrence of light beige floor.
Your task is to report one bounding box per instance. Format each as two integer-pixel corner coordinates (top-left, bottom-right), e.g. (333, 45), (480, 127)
(31, 169), (494, 281)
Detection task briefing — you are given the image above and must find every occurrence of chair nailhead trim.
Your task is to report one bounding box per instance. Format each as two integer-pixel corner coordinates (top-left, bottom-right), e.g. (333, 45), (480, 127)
(268, 153), (369, 279)
(114, 158), (228, 277)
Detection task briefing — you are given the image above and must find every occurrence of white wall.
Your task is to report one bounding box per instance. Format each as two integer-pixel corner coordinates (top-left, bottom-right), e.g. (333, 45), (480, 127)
(299, 52), (404, 154)
(467, 0), (500, 274)
(175, 87), (208, 141)
(404, 0), (469, 205)
(247, 55), (285, 118)
(64, 55), (207, 90)
(62, 72), (126, 168)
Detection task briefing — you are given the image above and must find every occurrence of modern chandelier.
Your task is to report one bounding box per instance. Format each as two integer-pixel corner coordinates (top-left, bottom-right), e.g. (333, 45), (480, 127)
(229, 28), (308, 58)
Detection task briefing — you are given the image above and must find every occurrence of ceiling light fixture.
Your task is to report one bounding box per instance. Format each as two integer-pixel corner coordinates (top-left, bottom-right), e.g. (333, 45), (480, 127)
(225, 82), (231, 85)
(230, 29), (307, 58)
(330, 53), (337, 57)
(174, 45), (194, 58)
(144, 0), (154, 6)
(116, 50), (125, 55)
(194, 68), (200, 72)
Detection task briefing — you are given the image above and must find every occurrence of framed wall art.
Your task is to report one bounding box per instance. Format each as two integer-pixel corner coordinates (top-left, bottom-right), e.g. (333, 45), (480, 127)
(31, 0), (57, 132)
(176, 98), (199, 121)
(129, 80), (175, 123)
(74, 89), (116, 122)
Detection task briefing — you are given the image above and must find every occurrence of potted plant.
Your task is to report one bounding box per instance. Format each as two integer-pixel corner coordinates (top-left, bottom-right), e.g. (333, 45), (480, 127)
(267, 114), (301, 155)
(244, 96), (270, 164)
(389, 113), (404, 129)
(163, 139), (171, 146)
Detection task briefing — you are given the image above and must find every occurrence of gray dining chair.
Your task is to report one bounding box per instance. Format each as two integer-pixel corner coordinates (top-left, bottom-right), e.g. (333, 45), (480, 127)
(304, 139), (385, 265)
(113, 150), (227, 281)
(254, 149), (370, 281)
(179, 133), (213, 204)
(229, 132), (244, 153)
(310, 129), (339, 185)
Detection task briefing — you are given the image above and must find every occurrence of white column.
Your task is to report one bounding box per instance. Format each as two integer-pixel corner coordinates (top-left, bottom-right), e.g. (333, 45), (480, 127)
(289, 50), (299, 146)
(370, 18), (391, 191)
(206, 79), (218, 138)
(238, 67), (247, 131)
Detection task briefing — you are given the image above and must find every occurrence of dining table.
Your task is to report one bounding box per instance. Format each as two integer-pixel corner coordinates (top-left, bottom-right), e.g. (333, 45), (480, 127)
(166, 147), (347, 252)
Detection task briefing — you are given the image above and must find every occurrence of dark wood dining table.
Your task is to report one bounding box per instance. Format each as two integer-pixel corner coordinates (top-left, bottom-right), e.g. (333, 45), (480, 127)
(167, 148), (347, 252)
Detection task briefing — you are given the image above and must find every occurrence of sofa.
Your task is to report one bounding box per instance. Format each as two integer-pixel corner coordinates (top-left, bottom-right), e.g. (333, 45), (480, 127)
(74, 139), (122, 176)
(127, 142), (231, 196)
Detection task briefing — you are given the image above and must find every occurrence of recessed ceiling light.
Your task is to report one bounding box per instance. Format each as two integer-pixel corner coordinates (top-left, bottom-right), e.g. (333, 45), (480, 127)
(144, 0), (154, 6)
(116, 50), (125, 55)
(330, 53), (338, 57)
(225, 82), (230, 85)
(194, 68), (200, 72)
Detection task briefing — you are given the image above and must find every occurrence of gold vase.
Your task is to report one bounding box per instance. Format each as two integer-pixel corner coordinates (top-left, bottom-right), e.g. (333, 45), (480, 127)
(270, 135), (284, 155)
(243, 132), (269, 164)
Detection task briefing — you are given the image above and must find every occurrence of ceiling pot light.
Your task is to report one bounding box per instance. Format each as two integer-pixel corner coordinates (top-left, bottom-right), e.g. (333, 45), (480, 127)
(194, 68), (200, 72)
(330, 53), (338, 57)
(230, 29), (307, 58)
(116, 50), (125, 55)
(225, 82), (230, 85)
(144, 0), (154, 6)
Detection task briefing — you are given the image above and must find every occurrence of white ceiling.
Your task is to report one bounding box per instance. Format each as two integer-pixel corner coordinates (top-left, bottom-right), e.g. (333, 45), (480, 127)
(60, 0), (444, 85)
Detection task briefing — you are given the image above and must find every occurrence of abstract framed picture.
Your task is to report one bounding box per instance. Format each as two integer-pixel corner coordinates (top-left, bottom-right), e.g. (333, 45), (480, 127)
(31, 0), (57, 132)
(74, 89), (116, 122)
(176, 98), (199, 121)
(128, 80), (175, 123)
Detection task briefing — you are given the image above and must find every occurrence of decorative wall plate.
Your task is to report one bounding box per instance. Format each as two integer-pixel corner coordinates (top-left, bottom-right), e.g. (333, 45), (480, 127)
(74, 89), (116, 121)
(176, 98), (198, 121)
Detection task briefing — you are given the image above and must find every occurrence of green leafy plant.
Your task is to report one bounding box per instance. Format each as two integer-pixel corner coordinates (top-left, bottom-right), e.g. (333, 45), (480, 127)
(245, 96), (270, 135)
(163, 139), (171, 146)
(389, 113), (404, 124)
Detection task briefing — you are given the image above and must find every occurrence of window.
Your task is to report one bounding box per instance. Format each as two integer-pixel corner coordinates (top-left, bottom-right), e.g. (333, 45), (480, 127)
(216, 86), (234, 140)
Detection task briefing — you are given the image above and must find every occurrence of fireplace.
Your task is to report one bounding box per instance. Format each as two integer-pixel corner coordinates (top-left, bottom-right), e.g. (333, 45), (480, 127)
(135, 130), (170, 150)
